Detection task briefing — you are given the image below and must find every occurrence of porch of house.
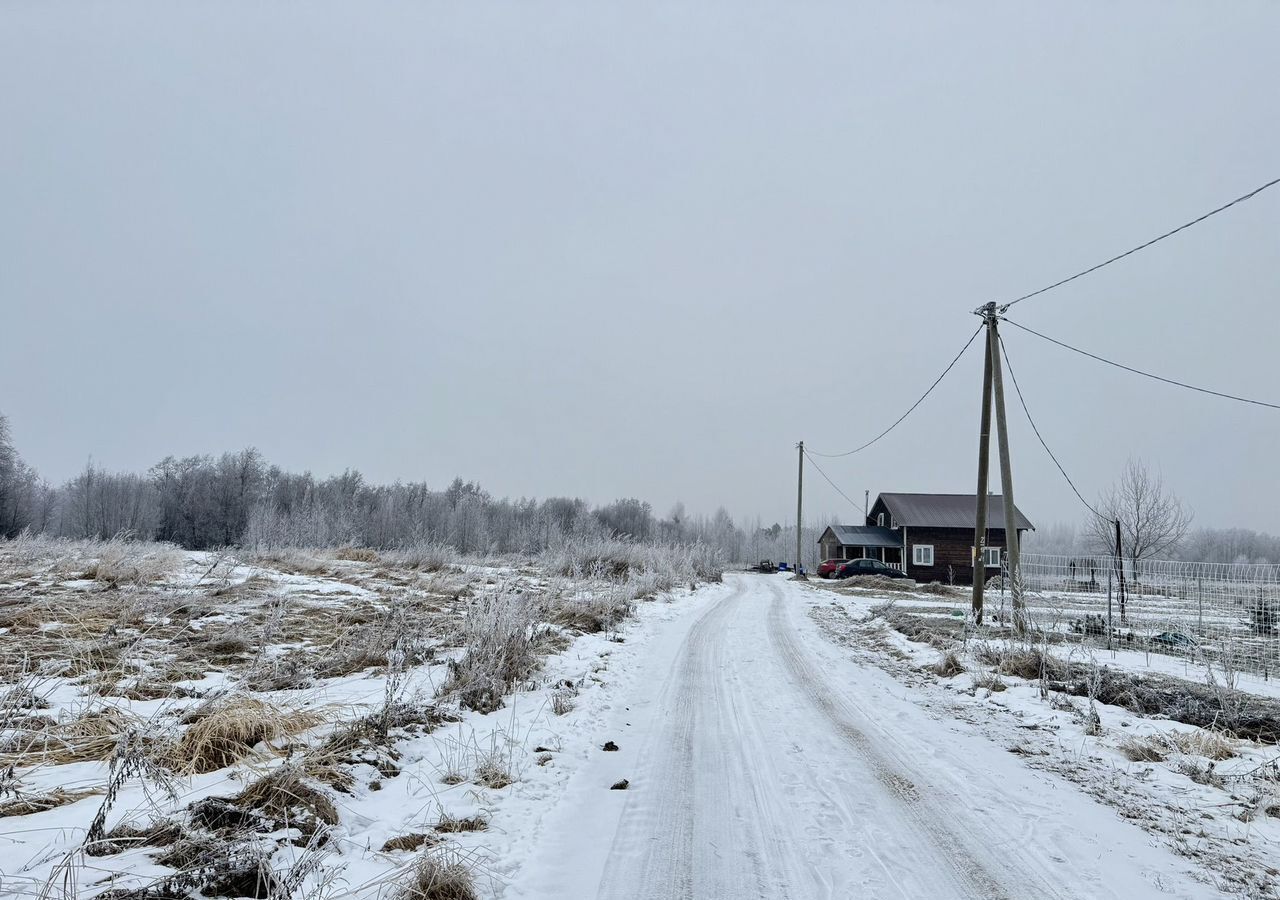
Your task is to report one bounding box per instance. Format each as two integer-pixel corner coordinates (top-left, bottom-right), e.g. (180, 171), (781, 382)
(818, 525), (905, 570)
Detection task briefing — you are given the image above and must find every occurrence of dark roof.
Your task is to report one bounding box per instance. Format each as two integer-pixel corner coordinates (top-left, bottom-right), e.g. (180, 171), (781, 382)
(821, 525), (901, 549)
(878, 493), (1033, 531)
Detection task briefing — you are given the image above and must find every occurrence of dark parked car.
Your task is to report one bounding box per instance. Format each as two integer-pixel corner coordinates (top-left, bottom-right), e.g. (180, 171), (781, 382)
(1150, 631), (1198, 651)
(834, 558), (907, 579)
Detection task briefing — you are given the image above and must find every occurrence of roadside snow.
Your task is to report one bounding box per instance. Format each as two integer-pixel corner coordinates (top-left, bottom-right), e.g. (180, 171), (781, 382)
(810, 584), (1280, 898)
(500, 574), (1239, 899)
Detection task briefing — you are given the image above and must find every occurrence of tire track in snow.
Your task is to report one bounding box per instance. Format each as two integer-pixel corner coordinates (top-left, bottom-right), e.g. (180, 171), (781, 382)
(595, 580), (743, 899)
(764, 579), (1063, 900)
(597, 577), (1027, 900)
(597, 581), (829, 898)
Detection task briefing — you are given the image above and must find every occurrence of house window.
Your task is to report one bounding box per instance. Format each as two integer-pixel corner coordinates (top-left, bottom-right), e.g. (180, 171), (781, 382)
(877, 513), (885, 527)
(890, 515), (896, 529)
(912, 545), (934, 566)
(984, 546), (1001, 568)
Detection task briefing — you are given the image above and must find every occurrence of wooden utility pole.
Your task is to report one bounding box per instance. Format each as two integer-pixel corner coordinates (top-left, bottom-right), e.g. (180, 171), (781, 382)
(986, 314), (1027, 634)
(971, 306), (996, 624)
(795, 441), (807, 579)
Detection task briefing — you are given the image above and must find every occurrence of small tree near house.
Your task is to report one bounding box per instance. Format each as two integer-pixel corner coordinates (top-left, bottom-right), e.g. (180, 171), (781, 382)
(1085, 459), (1192, 600)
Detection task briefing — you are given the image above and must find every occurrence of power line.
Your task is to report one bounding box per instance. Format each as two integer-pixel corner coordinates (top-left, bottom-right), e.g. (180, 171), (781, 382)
(997, 333), (1107, 522)
(802, 449), (863, 515)
(807, 324), (985, 458)
(998, 175), (1280, 312)
(1004, 318), (1280, 411)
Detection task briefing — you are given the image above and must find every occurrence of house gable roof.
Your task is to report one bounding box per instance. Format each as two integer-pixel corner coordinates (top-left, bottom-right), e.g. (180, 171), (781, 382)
(822, 525), (901, 549)
(877, 493), (1034, 531)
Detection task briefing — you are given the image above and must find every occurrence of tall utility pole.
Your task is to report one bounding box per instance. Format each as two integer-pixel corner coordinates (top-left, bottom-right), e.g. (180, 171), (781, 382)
(986, 313), (1027, 634)
(971, 310), (995, 624)
(864, 489), (869, 520)
(972, 302), (1026, 634)
(795, 441), (807, 578)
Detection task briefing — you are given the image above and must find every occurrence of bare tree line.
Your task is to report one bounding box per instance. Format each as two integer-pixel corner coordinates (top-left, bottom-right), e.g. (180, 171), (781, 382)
(1, 413), (815, 562)
(19, 414), (1261, 571)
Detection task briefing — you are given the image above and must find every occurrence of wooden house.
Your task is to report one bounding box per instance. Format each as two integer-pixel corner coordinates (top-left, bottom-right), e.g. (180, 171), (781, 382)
(817, 492), (1034, 585)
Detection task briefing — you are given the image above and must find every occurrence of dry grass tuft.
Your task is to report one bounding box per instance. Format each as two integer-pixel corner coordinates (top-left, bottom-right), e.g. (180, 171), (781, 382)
(442, 589), (539, 714)
(0, 786), (99, 818)
(333, 546), (381, 563)
(931, 651), (964, 678)
(1119, 736), (1168, 762)
(867, 601), (960, 645)
(550, 688), (575, 716)
(843, 575), (921, 594)
(434, 812), (489, 833)
(176, 629), (253, 664)
(250, 548), (330, 576)
(388, 542), (456, 573)
(474, 751), (514, 789)
(86, 818), (184, 856)
(6, 706), (150, 765)
(997, 650), (1049, 680)
(546, 593), (631, 635)
(396, 848), (477, 900)
(83, 541), (185, 586)
(916, 581), (961, 596)
(210, 572), (274, 599)
(170, 696), (326, 773)
(972, 671), (1008, 693)
(1168, 729), (1237, 761)
(233, 765), (338, 836)
(382, 832), (440, 852)
(973, 646), (1068, 682)
(1120, 730), (1237, 764)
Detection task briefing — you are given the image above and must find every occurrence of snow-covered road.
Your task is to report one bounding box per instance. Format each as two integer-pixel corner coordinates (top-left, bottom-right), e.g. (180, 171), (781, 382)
(509, 574), (1228, 899)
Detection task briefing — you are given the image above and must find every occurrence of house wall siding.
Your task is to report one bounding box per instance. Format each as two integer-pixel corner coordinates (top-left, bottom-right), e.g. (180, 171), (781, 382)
(866, 498), (892, 529)
(904, 526), (1015, 585)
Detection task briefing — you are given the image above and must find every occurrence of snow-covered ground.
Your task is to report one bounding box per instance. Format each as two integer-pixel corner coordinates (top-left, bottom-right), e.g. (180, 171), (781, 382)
(0, 540), (715, 899)
(4, 550), (1276, 899)
(498, 573), (1267, 899)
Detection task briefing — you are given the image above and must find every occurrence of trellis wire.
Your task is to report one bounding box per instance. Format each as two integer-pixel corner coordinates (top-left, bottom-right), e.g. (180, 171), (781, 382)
(1012, 553), (1280, 679)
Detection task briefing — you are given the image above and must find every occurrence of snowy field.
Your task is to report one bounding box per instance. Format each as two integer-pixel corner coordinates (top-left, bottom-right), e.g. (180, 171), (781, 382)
(0, 537), (715, 899)
(3, 545), (1278, 899)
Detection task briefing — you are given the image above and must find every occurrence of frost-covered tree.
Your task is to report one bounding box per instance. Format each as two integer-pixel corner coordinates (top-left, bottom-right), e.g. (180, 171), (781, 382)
(1179, 527), (1280, 565)
(595, 498), (654, 541)
(1085, 459), (1192, 580)
(60, 461), (158, 539)
(0, 414), (46, 539)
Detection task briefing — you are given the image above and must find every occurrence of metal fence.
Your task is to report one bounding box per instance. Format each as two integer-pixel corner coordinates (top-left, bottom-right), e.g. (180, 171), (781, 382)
(1006, 553), (1280, 678)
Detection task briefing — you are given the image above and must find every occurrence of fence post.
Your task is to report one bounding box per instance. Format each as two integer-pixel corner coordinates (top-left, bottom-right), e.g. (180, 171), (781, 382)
(1114, 519), (1127, 625)
(1197, 576), (1203, 634)
(1106, 561), (1113, 651)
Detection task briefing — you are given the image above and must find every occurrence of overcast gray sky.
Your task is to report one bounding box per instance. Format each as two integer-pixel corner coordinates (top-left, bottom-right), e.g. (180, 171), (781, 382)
(2, 2), (1277, 532)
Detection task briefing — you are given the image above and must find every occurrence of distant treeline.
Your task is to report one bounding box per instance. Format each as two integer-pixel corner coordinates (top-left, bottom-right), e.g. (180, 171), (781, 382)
(0, 414), (824, 565)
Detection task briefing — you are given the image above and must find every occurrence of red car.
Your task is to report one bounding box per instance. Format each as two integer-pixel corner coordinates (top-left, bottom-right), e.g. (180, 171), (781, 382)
(817, 559), (846, 578)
